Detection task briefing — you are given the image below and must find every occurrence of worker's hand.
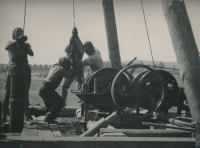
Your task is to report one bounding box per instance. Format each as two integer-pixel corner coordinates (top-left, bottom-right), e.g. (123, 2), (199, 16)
(17, 35), (28, 43)
(72, 27), (78, 36)
(75, 81), (82, 90)
(70, 35), (75, 43)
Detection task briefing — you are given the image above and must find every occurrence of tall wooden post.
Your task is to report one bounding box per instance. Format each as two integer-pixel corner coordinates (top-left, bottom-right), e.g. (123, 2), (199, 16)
(161, 0), (200, 146)
(102, 0), (121, 70)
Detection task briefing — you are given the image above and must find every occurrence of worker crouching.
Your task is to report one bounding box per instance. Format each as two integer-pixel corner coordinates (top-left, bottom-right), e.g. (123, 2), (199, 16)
(38, 57), (77, 123)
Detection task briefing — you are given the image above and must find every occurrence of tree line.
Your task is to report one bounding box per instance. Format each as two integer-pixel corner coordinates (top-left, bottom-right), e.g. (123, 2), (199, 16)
(0, 61), (179, 73)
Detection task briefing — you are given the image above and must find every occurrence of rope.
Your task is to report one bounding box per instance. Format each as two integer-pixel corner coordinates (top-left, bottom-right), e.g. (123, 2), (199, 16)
(73, 0), (75, 27)
(23, 0), (27, 33)
(141, 0), (155, 69)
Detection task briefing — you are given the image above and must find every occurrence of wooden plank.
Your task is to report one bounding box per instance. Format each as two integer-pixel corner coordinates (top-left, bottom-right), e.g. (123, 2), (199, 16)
(3, 133), (21, 136)
(37, 118), (53, 137)
(49, 124), (62, 137)
(37, 116), (45, 121)
(100, 129), (192, 137)
(21, 116), (37, 136)
(1, 136), (196, 142)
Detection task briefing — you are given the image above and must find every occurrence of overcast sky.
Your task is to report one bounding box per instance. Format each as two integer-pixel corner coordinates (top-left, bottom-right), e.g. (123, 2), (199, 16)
(0, 0), (199, 65)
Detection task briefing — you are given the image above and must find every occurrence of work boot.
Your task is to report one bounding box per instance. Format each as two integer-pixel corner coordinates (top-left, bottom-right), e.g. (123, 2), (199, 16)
(24, 117), (33, 125)
(44, 117), (58, 124)
(1, 117), (7, 124)
(29, 107), (48, 117)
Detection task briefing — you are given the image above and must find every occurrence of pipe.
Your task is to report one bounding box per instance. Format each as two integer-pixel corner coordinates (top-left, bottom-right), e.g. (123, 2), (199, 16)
(9, 74), (24, 133)
(81, 111), (118, 137)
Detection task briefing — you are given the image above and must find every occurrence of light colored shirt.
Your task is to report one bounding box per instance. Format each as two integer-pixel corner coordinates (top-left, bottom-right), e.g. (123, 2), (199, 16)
(82, 49), (103, 71)
(44, 64), (73, 89)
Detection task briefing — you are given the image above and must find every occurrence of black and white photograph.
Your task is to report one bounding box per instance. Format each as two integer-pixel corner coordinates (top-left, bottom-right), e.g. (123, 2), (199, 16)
(0, 0), (200, 147)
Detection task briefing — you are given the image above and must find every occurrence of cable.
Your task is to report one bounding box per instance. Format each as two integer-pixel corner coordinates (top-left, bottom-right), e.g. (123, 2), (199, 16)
(73, 0), (75, 27)
(23, 0), (27, 33)
(141, 0), (155, 69)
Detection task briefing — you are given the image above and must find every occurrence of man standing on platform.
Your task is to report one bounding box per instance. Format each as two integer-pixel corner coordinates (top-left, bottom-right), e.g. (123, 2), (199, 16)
(1, 28), (34, 125)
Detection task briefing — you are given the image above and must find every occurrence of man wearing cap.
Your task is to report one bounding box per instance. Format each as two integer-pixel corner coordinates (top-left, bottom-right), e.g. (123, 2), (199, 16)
(1, 28), (34, 125)
(81, 41), (104, 71)
(61, 28), (103, 107)
(36, 57), (77, 123)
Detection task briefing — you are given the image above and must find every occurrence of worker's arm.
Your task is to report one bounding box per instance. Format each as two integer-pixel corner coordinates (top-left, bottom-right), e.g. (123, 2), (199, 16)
(26, 43), (34, 56)
(5, 41), (16, 50)
(82, 58), (90, 67)
(72, 27), (84, 59)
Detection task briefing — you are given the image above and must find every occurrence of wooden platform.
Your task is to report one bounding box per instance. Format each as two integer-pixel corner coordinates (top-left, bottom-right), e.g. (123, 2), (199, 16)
(20, 116), (62, 137)
(0, 116), (196, 148)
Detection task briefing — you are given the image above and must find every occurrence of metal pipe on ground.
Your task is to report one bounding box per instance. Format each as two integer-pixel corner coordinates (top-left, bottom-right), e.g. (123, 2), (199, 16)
(143, 122), (195, 132)
(157, 115), (193, 128)
(9, 74), (24, 133)
(100, 129), (193, 137)
(81, 111), (118, 137)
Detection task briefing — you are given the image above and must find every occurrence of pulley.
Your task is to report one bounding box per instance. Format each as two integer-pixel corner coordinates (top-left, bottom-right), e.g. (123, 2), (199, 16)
(111, 64), (164, 118)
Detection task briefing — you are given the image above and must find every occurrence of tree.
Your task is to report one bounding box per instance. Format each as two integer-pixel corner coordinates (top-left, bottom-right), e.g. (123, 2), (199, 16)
(158, 62), (165, 69)
(32, 64), (38, 69)
(103, 61), (110, 68)
(43, 64), (49, 70)
(0, 67), (6, 72)
(29, 64), (32, 69)
(139, 61), (144, 65)
(38, 64), (43, 69)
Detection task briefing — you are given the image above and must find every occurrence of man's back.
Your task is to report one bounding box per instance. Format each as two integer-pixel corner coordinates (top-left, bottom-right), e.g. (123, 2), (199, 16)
(82, 49), (104, 71)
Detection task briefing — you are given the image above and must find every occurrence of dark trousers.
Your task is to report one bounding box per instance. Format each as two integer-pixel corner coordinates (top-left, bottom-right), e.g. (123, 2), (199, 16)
(38, 85), (64, 120)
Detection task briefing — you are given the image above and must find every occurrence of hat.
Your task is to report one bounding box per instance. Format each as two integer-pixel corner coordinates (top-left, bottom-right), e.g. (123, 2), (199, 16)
(81, 41), (94, 49)
(58, 57), (71, 69)
(12, 28), (23, 40)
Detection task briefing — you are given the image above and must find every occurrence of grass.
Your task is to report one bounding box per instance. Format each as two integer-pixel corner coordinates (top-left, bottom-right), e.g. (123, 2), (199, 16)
(0, 72), (80, 107)
(0, 70), (182, 107)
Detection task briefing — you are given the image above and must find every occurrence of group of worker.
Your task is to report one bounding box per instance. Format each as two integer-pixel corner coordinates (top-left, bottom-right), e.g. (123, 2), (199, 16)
(1, 27), (103, 124)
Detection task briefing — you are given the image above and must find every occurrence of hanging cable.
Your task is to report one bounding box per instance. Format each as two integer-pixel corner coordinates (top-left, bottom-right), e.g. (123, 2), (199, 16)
(73, 0), (76, 27)
(23, 0), (27, 33)
(141, 0), (155, 69)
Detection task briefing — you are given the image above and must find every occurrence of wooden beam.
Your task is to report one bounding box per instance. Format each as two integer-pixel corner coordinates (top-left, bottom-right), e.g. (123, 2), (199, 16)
(21, 116), (37, 136)
(161, 0), (200, 123)
(0, 136), (195, 148)
(100, 129), (192, 137)
(49, 124), (62, 137)
(102, 0), (121, 70)
(37, 116), (53, 137)
(161, 1), (200, 145)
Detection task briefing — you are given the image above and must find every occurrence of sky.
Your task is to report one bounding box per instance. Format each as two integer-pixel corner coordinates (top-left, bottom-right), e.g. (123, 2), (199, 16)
(0, 0), (199, 65)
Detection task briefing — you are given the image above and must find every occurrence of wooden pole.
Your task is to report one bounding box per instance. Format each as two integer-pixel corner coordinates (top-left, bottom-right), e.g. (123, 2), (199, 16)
(102, 0), (121, 70)
(161, 0), (200, 146)
(161, 0), (200, 123)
